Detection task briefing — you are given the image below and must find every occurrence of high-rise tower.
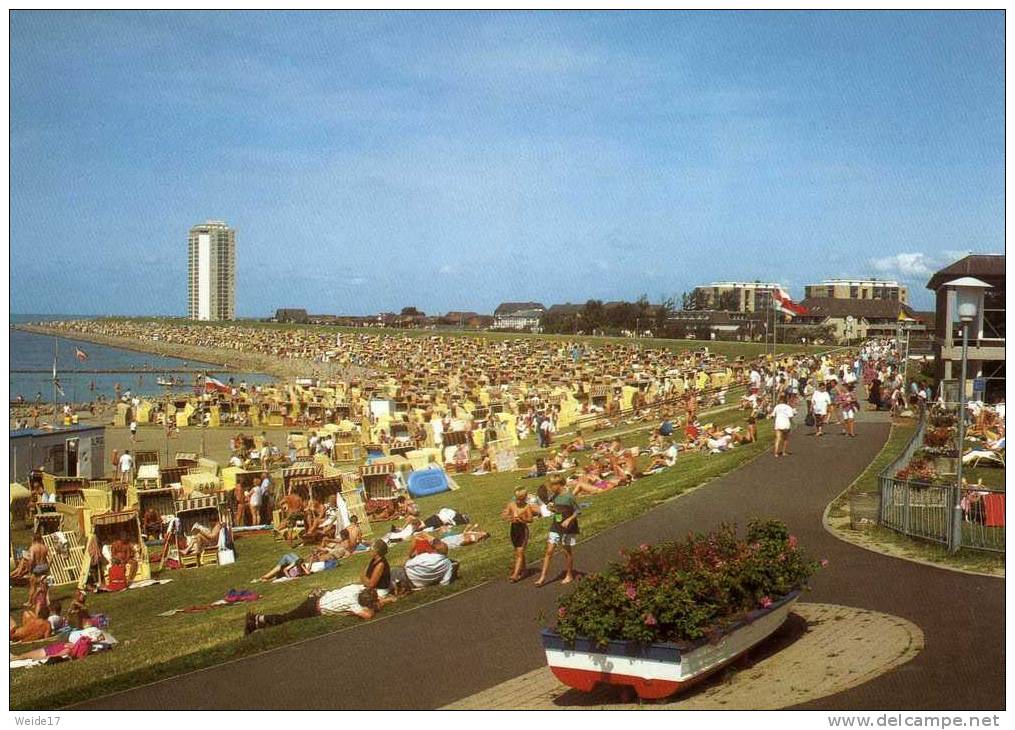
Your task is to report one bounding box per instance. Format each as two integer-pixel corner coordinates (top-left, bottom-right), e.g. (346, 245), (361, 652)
(188, 220), (236, 320)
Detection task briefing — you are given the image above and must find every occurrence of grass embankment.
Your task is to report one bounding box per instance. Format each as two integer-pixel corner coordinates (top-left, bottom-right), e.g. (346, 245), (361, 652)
(826, 419), (1004, 576)
(10, 406), (767, 709)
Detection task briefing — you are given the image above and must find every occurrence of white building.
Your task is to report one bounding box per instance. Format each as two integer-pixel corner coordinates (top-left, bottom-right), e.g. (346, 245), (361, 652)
(691, 282), (784, 313)
(803, 278), (909, 304)
(188, 220), (236, 321)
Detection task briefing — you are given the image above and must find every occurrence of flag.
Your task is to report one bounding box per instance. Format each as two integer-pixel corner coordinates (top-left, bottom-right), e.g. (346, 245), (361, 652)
(772, 287), (808, 316)
(204, 376), (231, 394)
(53, 377), (65, 397)
(75, 348), (88, 362)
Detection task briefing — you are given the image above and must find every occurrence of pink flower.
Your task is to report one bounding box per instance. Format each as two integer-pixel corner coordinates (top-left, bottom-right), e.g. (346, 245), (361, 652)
(639, 543), (650, 551)
(760, 596), (773, 609)
(625, 585), (638, 600)
(820, 559), (830, 568)
(644, 613), (658, 626)
(557, 607), (567, 618)
(788, 535), (798, 550)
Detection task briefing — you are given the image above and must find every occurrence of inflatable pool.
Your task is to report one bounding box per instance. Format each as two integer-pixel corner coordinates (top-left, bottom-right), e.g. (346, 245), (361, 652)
(407, 468), (451, 498)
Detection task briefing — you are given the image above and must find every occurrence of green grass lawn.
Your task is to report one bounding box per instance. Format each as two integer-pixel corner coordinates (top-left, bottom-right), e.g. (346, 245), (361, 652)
(76, 317), (830, 360)
(10, 405), (766, 709)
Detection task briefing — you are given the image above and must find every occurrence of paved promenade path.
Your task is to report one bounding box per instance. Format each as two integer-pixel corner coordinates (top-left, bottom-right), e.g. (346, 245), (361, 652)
(77, 410), (1004, 710)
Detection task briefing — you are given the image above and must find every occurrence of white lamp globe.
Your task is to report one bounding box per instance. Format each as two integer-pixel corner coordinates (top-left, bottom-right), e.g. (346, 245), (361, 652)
(943, 277), (992, 325)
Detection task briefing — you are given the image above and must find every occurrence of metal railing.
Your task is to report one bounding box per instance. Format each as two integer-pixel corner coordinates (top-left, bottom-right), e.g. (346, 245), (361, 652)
(878, 408), (1005, 553)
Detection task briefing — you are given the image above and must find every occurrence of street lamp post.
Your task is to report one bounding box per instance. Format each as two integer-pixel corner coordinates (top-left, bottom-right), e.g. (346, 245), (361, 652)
(945, 277), (992, 553)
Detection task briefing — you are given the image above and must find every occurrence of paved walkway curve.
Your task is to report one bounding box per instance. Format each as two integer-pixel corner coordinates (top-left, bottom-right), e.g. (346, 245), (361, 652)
(76, 413), (1004, 710)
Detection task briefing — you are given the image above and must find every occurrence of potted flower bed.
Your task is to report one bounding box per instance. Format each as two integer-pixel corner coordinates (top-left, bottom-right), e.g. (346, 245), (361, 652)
(542, 520), (819, 700)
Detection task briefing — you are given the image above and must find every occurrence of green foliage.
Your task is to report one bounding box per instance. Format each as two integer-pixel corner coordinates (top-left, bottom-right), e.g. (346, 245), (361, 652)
(554, 520), (817, 648)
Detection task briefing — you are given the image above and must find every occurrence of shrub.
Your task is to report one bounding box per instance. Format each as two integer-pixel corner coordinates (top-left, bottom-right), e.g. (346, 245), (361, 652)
(895, 458), (938, 483)
(923, 427), (954, 448)
(929, 412), (957, 429)
(553, 520), (818, 648)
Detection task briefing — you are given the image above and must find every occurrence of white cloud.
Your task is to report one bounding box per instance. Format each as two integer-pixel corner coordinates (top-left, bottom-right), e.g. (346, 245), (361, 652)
(869, 252), (935, 277)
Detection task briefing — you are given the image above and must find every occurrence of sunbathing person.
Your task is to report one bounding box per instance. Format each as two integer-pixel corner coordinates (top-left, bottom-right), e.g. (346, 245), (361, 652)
(421, 507), (470, 530)
(142, 508), (164, 540)
(383, 515), (424, 543)
(389, 552), (458, 595)
(455, 524), (490, 546)
(258, 551), (310, 582)
(370, 495), (417, 522)
(408, 532), (449, 558)
(281, 489), (305, 521)
(303, 497), (325, 535)
(648, 442), (679, 470)
(563, 431), (586, 453)
(11, 635), (97, 662)
(450, 442), (470, 471)
(360, 540), (395, 596)
(303, 495), (341, 544)
(246, 585), (381, 634)
(109, 532), (139, 584)
(317, 512), (363, 555)
(10, 608), (52, 643)
(570, 469), (631, 497)
(190, 515), (233, 559)
(525, 457), (549, 479)
(473, 446), (494, 474)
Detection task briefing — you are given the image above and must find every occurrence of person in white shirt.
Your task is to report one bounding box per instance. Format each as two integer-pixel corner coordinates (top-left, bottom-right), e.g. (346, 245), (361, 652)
(246, 584), (381, 635)
(398, 551), (457, 590)
(118, 451), (134, 484)
(772, 395), (796, 457)
(810, 383), (832, 437)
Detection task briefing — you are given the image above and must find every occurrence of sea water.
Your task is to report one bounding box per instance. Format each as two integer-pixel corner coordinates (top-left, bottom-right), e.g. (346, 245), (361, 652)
(9, 327), (273, 402)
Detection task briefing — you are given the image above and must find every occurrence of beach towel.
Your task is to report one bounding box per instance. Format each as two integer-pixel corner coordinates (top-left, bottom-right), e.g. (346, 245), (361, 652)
(98, 578), (172, 593)
(159, 589), (261, 616)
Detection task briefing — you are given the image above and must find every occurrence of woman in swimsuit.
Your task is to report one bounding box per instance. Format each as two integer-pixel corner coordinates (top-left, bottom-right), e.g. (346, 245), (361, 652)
(501, 488), (535, 583)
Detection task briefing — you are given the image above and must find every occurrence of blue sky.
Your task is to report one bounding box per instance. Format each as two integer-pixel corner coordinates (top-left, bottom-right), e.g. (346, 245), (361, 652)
(10, 11), (1003, 315)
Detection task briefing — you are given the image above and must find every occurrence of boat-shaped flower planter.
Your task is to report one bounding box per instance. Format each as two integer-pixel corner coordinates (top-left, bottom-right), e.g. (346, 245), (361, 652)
(542, 589), (801, 700)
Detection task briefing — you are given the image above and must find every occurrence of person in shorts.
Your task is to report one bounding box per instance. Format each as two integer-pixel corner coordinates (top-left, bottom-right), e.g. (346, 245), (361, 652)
(771, 394), (796, 458)
(534, 478), (579, 587)
(810, 382), (832, 437)
(502, 487), (536, 582)
(840, 383), (859, 437)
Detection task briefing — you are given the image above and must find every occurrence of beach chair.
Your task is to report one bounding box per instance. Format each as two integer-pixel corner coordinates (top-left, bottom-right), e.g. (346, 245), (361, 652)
(33, 506), (64, 536)
(175, 495), (223, 567)
(359, 462), (397, 501)
(42, 531), (86, 587)
(962, 440), (1006, 469)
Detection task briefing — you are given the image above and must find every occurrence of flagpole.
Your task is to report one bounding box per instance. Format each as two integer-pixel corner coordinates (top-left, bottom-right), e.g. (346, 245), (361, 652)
(52, 337), (58, 410)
